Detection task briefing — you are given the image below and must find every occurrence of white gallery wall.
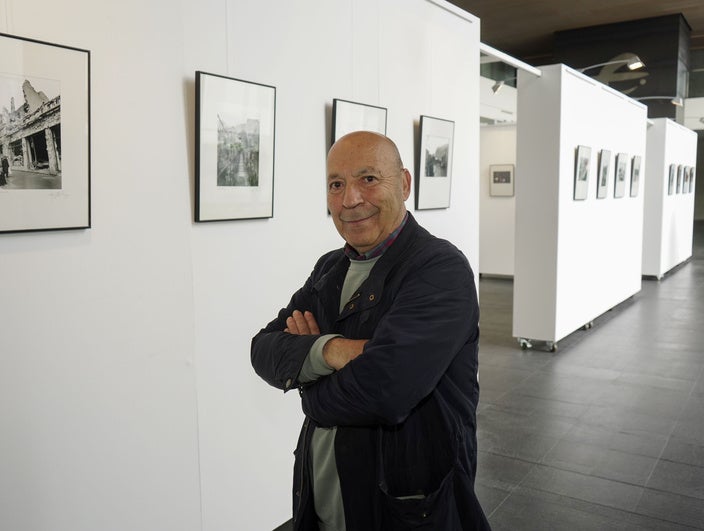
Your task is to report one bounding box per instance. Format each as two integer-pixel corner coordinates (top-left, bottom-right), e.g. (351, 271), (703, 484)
(514, 64), (648, 344)
(0, 1), (480, 531)
(683, 98), (704, 220)
(479, 124), (516, 276)
(642, 118), (697, 278)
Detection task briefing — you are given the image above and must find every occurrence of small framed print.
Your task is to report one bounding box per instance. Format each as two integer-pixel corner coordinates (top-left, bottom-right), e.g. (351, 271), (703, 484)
(489, 164), (514, 197)
(0, 33), (90, 234)
(668, 164), (675, 195)
(683, 166), (690, 193)
(573, 145), (591, 200)
(195, 71), (276, 222)
(676, 164), (683, 193)
(415, 115), (454, 210)
(630, 155), (642, 197)
(614, 153), (628, 198)
(596, 149), (611, 199)
(331, 98), (387, 145)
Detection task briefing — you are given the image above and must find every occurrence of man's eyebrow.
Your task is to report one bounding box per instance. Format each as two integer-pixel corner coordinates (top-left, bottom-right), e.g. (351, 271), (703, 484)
(327, 167), (379, 181)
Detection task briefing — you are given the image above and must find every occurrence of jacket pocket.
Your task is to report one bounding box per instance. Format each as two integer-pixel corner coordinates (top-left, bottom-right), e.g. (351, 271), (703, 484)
(377, 464), (461, 530)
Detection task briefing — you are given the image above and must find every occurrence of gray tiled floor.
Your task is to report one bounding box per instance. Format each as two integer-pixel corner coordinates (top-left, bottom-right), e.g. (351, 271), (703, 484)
(476, 221), (704, 530)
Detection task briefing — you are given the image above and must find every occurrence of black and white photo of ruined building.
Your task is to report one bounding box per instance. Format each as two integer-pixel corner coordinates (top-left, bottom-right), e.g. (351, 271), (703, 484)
(216, 116), (259, 187)
(0, 75), (61, 190)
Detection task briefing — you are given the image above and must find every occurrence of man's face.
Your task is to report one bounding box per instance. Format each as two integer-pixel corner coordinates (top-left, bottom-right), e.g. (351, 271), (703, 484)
(326, 133), (411, 254)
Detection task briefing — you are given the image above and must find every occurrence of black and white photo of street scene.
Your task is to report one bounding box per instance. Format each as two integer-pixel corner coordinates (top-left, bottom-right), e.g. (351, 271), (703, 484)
(0, 74), (61, 190)
(217, 115), (259, 187)
(424, 135), (449, 177)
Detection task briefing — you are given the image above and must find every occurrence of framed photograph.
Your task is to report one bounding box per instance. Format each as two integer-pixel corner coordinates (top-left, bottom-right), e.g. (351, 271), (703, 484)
(683, 166), (690, 193)
(596, 149), (611, 199)
(195, 71), (275, 222)
(668, 164), (675, 195)
(573, 145), (591, 200)
(630, 155), (642, 197)
(331, 98), (387, 145)
(676, 164), (683, 194)
(689, 167), (696, 193)
(0, 33), (90, 234)
(614, 153), (628, 198)
(415, 115), (454, 210)
(489, 164), (514, 197)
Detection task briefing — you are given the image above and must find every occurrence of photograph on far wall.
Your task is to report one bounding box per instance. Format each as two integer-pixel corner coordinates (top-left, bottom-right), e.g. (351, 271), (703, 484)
(596, 149), (611, 199)
(630, 155), (642, 197)
(195, 71), (276, 222)
(676, 164), (683, 194)
(668, 164), (675, 195)
(0, 32), (90, 234)
(689, 167), (696, 193)
(489, 164), (514, 197)
(684, 166), (691, 193)
(614, 153), (628, 198)
(415, 115), (454, 210)
(573, 145), (591, 201)
(331, 98), (387, 145)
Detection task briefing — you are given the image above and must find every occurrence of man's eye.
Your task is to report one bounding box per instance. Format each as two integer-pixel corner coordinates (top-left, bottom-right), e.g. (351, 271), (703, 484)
(329, 181), (343, 192)
(363, 175), (377, 183)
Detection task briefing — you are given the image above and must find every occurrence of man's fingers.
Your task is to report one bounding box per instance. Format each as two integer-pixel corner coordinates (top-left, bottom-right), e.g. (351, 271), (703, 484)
(285, 310), (320, 335)
(285, 316), (299, 334)
(291, 310), (311, 334)
(303, 311), (321, 334)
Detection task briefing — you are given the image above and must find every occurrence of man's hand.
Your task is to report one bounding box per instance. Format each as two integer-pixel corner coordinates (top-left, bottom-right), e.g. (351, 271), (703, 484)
(284, 310), (367, 371)
(284, 310), (320, 335)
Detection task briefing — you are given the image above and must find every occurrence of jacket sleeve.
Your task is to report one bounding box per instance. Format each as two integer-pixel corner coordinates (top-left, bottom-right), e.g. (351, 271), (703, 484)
(250, 273), (324, 392)
(301, 248), (479, 426)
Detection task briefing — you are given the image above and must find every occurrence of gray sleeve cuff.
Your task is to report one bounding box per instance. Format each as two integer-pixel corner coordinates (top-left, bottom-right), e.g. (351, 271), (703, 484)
(298, 334), (342, 383)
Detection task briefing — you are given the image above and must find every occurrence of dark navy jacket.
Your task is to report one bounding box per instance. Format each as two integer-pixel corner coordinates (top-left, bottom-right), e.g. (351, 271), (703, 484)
(252, 214), (490, 530)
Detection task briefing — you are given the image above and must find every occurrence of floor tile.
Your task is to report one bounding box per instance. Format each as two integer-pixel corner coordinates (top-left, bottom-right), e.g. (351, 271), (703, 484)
(520, 464), (644, 512)
(542, 440), (658, 486)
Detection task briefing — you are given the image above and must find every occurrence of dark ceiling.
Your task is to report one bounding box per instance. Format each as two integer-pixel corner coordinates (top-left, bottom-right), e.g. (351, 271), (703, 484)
(448, 0), (704, 62)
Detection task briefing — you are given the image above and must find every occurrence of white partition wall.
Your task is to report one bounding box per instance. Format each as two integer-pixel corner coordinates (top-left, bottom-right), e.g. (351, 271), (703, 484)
(0, 1), (481, 531)
(642, 118), (697, 278)
(480, 124), (516, 276)
(513, 64), (648, 345)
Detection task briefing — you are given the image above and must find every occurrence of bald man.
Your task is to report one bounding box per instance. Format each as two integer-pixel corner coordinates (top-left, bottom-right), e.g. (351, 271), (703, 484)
(252, 132), (489, 530)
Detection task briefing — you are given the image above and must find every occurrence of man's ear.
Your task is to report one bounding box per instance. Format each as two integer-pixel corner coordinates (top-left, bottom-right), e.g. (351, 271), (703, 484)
(401, 169), (412, 200)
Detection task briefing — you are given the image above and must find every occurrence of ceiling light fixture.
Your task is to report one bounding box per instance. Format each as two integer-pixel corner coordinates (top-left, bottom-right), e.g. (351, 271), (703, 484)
(635, 96), (683, 107)
(491, 76), (517, 94)
(577, 55), (645, 74)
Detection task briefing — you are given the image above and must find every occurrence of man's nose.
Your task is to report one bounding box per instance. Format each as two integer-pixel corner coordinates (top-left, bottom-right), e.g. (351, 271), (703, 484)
(342, 182), (363, 208)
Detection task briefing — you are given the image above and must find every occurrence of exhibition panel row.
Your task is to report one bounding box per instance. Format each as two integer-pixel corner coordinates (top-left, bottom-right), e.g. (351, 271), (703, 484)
(513, 64), (648, 349)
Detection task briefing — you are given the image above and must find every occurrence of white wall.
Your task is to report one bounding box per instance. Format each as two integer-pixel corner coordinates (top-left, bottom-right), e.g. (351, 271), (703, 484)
(0, 1), (480, 530)
(479, 124), (516, 276)
(514, 64), (647, 344)
(642, 118), (697, 277)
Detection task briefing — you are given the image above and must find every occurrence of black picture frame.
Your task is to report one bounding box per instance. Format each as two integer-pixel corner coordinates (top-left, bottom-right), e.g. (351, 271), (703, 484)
(195, 71), (276, 222)
(596, 149), (610, 199)
(0, 32), (90, 234)
(630, 155), (642, 197)
(614, 153), (628, 198)
(415, 115), (454, 210)
(330, 98), (387, 146)
(573, 145), (591, 200)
